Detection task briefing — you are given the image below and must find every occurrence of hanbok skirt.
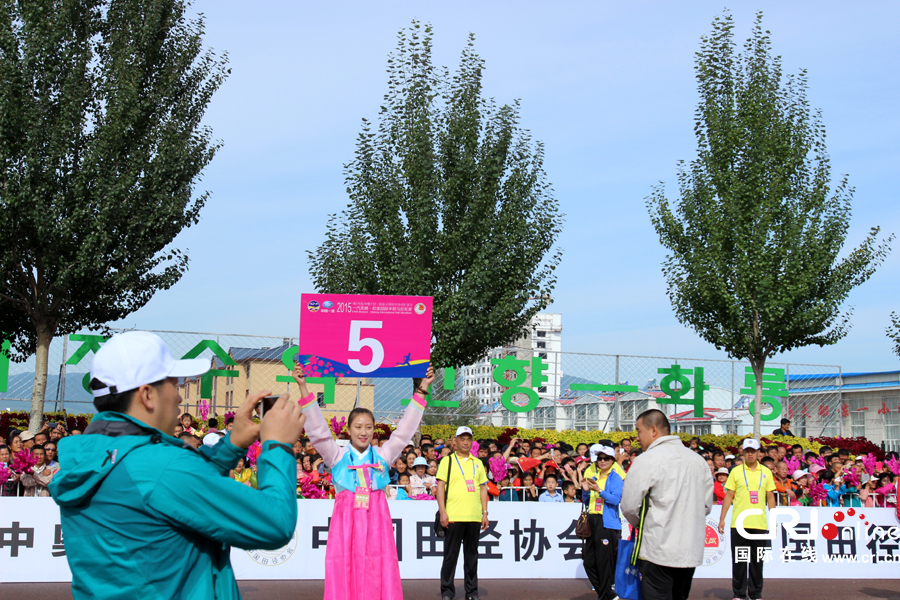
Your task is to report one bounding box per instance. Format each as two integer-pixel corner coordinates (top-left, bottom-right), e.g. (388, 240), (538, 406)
(324, 488), (403, 600)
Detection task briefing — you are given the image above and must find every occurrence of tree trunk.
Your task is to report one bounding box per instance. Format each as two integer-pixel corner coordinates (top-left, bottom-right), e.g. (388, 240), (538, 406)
(29, 324), (54, 433)
(751, 358), (765, 441)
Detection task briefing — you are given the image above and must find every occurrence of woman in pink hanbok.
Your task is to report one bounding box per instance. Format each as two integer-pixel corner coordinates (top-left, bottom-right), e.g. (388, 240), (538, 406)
(293, 365), (433, 600)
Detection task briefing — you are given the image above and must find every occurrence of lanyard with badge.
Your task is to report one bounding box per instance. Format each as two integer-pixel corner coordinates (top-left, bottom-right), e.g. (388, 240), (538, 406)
(743, 464), (765, 505)
(455, 454), (477, 493)
(347, 447), (382, 510)
(590, 466), (605, 512)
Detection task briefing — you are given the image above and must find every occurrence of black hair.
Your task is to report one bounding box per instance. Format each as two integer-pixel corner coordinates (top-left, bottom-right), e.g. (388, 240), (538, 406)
(820, 470), (835, 483)
(837, 448), (850, 457)
(562, 480), (575, 492)
(91, 378), (167, 413)
(544, 473), (558, 483)
(622, 460), (631, 470)
(780, 418), (791, 425)
(760, 457), (775, 467)
(32, 444), (44, 451)
(208, 418), (218, 427)
(636, 409), (671, 434)
(712, 451), (724, 459)
(397, 471), (410, 481)
(177, 432), (195, 440)
(791, 444), (803, 451)
(348, 407), (375, 427)
(225, 417), (234, 425)
(819, 446), (832, 454)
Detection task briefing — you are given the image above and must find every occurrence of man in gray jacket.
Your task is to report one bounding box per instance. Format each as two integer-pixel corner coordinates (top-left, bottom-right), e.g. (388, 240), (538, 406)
(621, 409), (713, 600)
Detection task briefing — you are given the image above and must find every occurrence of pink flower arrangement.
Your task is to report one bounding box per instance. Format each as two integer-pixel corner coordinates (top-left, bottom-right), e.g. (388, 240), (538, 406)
(198, 399), (210, 423)
(784, 456), (800, 473)
(329, 416), (347, 439)
(886, 457), (900, 477)
(862, 454), (877, 476)
(842, 467), (861, 489)
(0, 462), (11, 483)
(300, 478), (327, 499)
(807, 482), (827, 505)
(247, 440), (262, 467)
(489, 456), (510, 483)
(471, 440), (480, 456)
(10, 450), (40, 474)
(808, 455), (826, 469)
(410, 493), (436, 501)
(224, 411), (236, 423)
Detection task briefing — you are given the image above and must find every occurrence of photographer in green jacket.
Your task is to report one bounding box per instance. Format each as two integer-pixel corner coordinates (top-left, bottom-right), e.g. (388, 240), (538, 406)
(49, 331), (306, 600)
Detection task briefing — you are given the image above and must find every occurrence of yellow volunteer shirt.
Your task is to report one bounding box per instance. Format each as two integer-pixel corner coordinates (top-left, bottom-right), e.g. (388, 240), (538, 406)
(725, 463), (776, 530)
(437, 452), (488, 522)
(583, 464), (616, 515)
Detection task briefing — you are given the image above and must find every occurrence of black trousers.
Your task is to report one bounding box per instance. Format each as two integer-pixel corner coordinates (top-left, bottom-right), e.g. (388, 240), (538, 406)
(639, 560), (696, 600)
(582, 515), (619, 600)
(731, 528), (768, 600)
(441, 521), (480, 599)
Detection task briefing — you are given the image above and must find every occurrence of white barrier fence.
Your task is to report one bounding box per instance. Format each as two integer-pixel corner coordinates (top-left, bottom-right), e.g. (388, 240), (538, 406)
(1, 499), (899, 583)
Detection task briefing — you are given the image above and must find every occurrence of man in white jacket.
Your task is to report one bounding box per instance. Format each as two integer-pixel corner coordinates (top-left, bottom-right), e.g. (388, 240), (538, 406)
(621, 409), (713, 600)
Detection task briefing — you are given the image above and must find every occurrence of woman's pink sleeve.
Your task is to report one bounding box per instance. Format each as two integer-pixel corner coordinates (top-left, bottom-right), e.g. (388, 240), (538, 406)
(299, 393), (343, 468)
(379, 393), (427, 465)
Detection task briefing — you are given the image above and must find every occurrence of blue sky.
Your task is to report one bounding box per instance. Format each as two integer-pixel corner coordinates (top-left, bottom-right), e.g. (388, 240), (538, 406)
(113, 1), (900, 373)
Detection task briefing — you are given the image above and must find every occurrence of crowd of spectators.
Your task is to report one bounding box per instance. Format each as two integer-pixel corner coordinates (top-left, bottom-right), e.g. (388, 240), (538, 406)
(3, 413), (898, 509)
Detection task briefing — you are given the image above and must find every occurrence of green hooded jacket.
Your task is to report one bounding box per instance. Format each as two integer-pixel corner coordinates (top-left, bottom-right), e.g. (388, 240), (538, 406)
(49, 412), (297, 599)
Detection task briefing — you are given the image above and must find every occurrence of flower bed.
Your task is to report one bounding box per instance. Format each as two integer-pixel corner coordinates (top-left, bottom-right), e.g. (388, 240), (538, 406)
(419, 425), (828, 455)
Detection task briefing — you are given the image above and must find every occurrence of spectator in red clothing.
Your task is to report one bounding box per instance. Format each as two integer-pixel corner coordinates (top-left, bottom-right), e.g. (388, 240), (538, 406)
(713, 468), (729, 504)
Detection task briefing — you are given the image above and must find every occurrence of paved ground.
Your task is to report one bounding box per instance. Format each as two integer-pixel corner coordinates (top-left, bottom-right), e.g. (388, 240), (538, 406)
(3, 579), (899, 600)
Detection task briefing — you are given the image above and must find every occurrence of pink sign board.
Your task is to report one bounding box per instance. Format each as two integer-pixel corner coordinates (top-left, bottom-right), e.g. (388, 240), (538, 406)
(298, 293), (433, 378)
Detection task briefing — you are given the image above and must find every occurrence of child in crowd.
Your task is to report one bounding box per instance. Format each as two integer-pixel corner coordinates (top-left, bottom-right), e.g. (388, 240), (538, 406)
(295, 364), (434, 600)
(539, 473), (563, 502)
(498, 475), (518, 501)
(713, 468), (729, 504)
(562, 480), (578, 503)
(393, 472), (412, 500)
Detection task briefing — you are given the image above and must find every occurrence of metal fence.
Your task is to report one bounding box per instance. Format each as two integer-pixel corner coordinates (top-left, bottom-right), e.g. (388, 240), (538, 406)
(0, 328), (871, 440)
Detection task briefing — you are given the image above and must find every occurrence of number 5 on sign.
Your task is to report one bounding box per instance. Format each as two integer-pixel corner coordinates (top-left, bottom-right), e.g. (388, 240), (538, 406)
(348, 321), (383, 373)
(298, 294), (432, 378)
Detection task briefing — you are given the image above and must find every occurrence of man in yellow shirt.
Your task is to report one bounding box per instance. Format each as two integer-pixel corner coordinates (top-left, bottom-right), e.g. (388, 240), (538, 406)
(436, 426), (489, 600)
(718, 438), (775, 600)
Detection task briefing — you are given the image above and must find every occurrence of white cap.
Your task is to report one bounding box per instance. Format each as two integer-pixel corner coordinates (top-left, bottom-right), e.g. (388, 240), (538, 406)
(791, 470), (807, 481)
(589, 443), (603, 459)
(716, 467), (730, 476)
(598, 446), (616, 458)
(91, 332), (210, 398)
(202, 433), (220, 448)
(455, 426), (474, 438)
(742, 439), (761, 451)
(725, 454), (735, 460)
(413, 457), (428, 468)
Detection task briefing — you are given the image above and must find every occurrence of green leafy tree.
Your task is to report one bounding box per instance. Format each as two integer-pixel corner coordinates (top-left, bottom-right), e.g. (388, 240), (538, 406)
(888, 313), (900, 359)
(422, 394), (483, 427)
(646, 12), (892, 439)
(308, 21), (563, 369)
(0, 0), (229, 431)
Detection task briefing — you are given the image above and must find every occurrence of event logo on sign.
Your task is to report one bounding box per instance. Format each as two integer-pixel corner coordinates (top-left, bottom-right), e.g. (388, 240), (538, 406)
(298, 293), (433, 378)
(247, 530), (298, 566)
(702, 517), (726, 566)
